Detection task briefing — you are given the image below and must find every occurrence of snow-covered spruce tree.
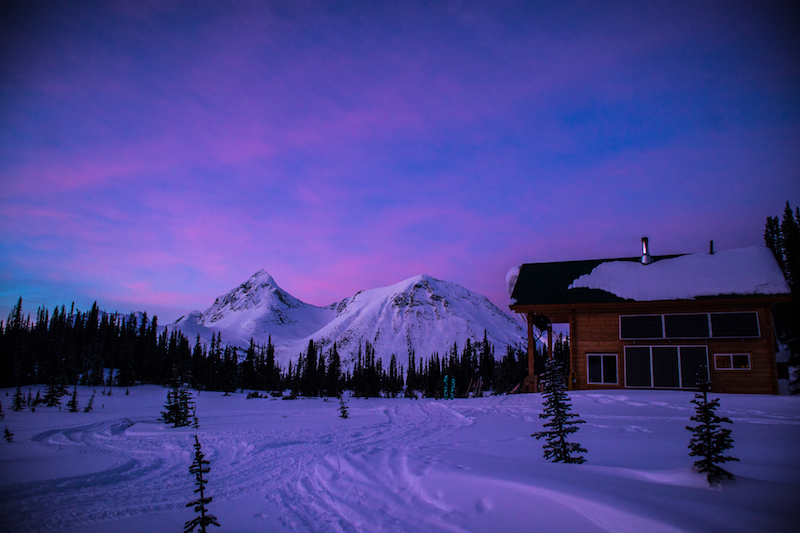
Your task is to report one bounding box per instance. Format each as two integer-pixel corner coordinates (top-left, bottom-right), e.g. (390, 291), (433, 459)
(184, 435), (219, 533)
(0, 400), (5, 420)
(338, 395), (349, 419)
(686, 382), (738, 484)
(532, 357), (587, 464)
(83, 393), (95, 413)
(67, 387), (79, 412)
(4, 426), (13, 443)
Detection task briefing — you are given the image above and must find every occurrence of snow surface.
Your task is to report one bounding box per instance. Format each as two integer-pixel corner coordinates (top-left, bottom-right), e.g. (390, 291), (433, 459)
(168, 272), (525, 367)
(569, 246), (790, 301)
(1, 386), (799, 532)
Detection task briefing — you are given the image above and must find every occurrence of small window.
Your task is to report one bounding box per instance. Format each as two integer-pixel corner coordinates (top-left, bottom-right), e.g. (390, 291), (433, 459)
(620, 315), (663, 339)
(715, 353), (751, 370)
(587, 354), (618, 384)
(710, 312), (759, 338)
(664, 314), (709, 338)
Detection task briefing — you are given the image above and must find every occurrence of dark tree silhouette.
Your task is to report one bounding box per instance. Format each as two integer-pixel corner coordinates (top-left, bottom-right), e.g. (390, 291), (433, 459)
(184, 435), (219, 533)
(686, 381), (738, 484)
(532, 357), (587, 463)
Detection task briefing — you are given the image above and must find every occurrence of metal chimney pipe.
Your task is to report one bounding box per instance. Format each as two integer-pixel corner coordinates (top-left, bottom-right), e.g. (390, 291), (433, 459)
(641, 237), (653, 265)
(709, 240), (714, 254)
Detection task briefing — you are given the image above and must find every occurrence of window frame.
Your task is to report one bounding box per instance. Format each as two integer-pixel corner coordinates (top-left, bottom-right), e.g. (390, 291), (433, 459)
(714, 353), (752, 371)
(619, 311), (760, 340)
(709, 312), (761, 338)
(586, 353), (619, 385)
(623, 345), (709, 389)
(619, 314), (664, 340)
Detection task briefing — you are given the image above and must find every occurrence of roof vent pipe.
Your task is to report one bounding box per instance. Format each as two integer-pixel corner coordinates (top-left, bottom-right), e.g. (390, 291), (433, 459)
(641, 237), (653, 265)
(709, 240), (714, 254)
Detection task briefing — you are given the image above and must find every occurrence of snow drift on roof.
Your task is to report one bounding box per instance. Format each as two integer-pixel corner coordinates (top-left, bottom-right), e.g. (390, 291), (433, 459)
(568, 245), (789, 301)
(506, 265), (521, 298)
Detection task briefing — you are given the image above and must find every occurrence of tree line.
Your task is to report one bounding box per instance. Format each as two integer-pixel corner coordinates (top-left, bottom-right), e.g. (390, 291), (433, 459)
(0, 297), (565, 397)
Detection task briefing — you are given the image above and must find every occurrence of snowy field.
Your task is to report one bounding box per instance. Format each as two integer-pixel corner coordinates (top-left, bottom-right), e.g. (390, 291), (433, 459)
(1, 387), (798, 533)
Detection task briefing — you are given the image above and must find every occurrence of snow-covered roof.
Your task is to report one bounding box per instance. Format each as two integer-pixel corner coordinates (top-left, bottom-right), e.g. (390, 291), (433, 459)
(568, 245), (789, 301)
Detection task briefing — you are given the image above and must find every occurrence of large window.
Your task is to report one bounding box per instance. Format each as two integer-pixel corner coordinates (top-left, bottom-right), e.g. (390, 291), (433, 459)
(620, 312), (759, 340)
(587, 354), (618, 384)
(710, 313), (760, 338)
(620, 315), (663, 339)
(664, 314), (709, 338)
(624, 346), (709, 388)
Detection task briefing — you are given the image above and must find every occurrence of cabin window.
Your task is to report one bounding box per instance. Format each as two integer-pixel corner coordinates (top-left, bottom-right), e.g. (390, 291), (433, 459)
(620, 315), (663, 339)
(624, 346), (709, 388)
(710, 312), (760, 338)
(625, 347), (652, 387)
(652, 347), (680, 388)
(664, 314), (709, 338)
(587, 354), (618, 384)
(620, 312), (759, 339)
(715, 353), (751, 370)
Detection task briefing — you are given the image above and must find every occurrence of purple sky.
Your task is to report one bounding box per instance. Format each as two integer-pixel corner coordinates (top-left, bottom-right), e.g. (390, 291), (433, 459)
(2, 0), (799, 323)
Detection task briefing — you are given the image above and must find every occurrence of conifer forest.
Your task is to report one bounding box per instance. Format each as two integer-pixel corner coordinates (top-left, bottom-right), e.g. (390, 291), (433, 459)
(0, 298), (568, 398)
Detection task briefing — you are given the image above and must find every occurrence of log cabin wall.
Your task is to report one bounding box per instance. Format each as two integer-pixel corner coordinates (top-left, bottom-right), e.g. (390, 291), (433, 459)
(516, 298), (782, 395)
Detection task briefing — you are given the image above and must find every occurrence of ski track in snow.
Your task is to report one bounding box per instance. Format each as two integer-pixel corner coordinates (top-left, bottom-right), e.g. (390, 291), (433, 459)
(0, 402), (473, 533)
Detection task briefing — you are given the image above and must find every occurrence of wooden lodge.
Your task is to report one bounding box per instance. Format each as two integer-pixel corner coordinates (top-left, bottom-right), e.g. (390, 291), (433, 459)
(507, 240), (792, 394)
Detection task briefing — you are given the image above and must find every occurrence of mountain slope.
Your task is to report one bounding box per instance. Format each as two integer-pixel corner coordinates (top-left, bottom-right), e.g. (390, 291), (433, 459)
(169, 271), (525, 366)
(169, 270), (336, 347)
(308, 274), (524, 364)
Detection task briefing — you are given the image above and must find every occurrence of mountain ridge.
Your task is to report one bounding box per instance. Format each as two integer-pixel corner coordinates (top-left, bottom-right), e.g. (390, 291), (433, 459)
(168, 270), (525, 366)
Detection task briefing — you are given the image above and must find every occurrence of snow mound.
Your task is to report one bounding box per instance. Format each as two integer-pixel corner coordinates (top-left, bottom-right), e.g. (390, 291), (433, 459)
(569, 246), (789, 301)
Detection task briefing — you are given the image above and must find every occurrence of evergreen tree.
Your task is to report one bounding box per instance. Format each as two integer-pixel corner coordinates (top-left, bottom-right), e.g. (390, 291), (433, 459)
(43, 383), (62, 408)
(686, 382), (739, 484)
(4, 426), (12, 443)
(162, 367), (193, 427)
(184, 435), (219, 533)
(325, 343), (341, 397)
(84, 393), (95, 413)
(405, 348), (418, 398)
(0, 400), (4, 420)
(765, 202), (800, 365)
(478, 331), (494, 393)
(532, 357), (587, 463)
(67, 387), (79, 412)
(338, 395), (349, 419)
(11, 386), (24, 412)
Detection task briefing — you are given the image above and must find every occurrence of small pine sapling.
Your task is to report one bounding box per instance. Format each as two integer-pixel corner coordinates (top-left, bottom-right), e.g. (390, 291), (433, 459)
(83, 394), (95, 413)
(0, 400), (4, 420)
(532, 357), (587, 464)
(184, 435), (220, 533)
(67, 387), (79, 412)
(686, 381), (739, 485)
(4, 426), (13, 443)
(44, 383), (62, 408)
(11, 387), (24, 412)
(338, 395), (349, 419)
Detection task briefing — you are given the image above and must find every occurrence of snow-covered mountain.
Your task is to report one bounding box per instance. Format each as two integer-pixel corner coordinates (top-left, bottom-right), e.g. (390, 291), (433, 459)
(168, 271), (525, 366)
(169, 270), (336, 347)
